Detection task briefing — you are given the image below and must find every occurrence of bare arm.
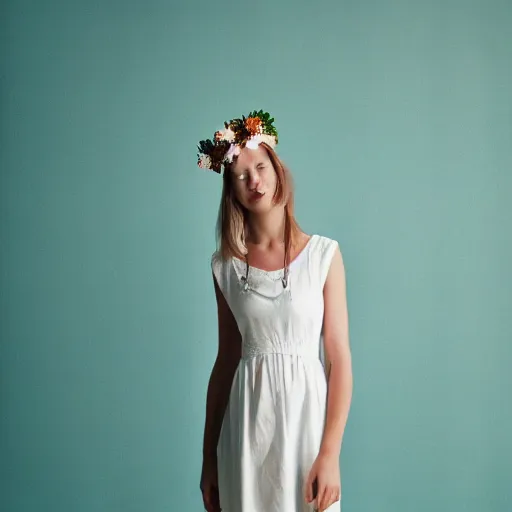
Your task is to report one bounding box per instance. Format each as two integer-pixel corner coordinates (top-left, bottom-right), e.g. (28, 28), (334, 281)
(319, 245), (353, 458)
(303, 245), (353, 510)
(202, 272), (242, 460)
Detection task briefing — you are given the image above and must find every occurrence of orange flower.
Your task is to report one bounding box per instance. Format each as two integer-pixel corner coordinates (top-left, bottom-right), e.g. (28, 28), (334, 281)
(245, 117), (262, 136)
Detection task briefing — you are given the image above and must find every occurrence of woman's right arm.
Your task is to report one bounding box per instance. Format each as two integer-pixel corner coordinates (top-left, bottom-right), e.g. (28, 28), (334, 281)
(202, 272), (242, 462)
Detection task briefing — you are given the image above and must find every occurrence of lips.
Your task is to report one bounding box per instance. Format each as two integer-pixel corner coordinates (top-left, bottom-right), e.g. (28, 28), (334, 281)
(249, 191), (265, 202)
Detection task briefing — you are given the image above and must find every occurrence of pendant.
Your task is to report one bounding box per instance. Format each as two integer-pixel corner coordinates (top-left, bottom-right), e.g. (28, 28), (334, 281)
(282, 267), (289, 288)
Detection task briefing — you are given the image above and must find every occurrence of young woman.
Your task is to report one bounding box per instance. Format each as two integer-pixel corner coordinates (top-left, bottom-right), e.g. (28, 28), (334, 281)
(198, 110), (353, 512)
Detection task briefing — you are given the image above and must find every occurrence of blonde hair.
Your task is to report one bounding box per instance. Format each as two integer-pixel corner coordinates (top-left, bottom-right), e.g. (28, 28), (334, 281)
(215, 143), (302, 265)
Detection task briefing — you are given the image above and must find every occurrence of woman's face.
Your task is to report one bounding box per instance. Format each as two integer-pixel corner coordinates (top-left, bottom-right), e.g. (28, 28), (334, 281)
(230, 145), (278, 214)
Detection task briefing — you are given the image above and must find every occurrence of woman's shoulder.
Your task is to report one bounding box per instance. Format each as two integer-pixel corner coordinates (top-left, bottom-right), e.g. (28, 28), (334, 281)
(210, 249), (225, 271)
(310, 232), (340, 252)
(210, 248), (236, 275)
(309, 233), (341, 285)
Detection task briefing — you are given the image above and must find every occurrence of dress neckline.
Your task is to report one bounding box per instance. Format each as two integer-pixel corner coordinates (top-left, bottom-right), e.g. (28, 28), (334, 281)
(232, 234), (317, 276)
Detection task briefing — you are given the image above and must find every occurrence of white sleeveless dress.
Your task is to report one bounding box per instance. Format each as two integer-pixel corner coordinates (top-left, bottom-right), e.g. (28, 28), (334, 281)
(211, 234), (341, 512)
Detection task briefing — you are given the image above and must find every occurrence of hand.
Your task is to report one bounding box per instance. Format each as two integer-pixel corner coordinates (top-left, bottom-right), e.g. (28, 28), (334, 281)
(200, 457), (221, 512)
(304, 452), (341, 511)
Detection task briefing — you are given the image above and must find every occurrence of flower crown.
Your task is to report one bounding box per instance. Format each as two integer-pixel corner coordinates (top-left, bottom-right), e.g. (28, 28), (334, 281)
(197, 110), (279, 173)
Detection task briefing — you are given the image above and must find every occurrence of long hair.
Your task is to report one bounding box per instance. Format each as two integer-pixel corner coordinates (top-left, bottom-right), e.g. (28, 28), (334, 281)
(215, 143), (302, 266)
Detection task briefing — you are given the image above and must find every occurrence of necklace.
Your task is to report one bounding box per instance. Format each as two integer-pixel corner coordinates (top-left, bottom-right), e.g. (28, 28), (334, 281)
(240, 254), (290, 292)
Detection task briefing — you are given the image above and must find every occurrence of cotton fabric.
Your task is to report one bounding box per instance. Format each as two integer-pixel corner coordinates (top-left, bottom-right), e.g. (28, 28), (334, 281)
(211, 234), (340, 512)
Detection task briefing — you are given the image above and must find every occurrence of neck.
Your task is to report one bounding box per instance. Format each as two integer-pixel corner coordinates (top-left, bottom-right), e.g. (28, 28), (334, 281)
(246, 206), (286, 247)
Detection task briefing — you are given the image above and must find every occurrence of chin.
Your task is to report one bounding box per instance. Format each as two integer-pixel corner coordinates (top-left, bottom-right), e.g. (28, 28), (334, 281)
(244, 197), (273, 214)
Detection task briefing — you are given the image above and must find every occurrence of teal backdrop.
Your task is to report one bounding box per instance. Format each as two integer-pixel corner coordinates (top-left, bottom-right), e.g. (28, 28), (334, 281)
(1, 0), (511, 511)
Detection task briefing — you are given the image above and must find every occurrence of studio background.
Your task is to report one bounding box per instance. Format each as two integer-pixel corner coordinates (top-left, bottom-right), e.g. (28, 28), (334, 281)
(1, 0), (511, 511)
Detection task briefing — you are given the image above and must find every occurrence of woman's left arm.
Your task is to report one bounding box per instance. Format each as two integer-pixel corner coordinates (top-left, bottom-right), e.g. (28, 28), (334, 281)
(320, 244), (353, 458)
(304, 244), (353, 511)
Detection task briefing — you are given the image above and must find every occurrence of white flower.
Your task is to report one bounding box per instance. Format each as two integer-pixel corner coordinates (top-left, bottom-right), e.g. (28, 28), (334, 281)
(198, 153), (212, 169)
(261, 134), (277, 148)
(245, 135), (263, 149)
(245, 134), (276, 150)
(222, 128), (236, 142)
(224, 144), (241, 163)
(215, 128), (236, 143)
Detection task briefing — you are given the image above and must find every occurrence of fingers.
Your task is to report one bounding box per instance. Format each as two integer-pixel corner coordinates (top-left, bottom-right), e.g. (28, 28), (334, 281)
(304, 473), (316, 503)
(329, 488), (341, 508)
(317, 483), (328, 510)
(316, 486), (341, 511)
(304, 480), (312, 503)
(305, 472), (341, 510)
(304, 475), (313, 503)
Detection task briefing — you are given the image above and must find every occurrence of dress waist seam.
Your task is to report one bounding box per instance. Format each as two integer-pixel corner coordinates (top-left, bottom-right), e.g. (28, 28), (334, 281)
(241, 348), (320, 361)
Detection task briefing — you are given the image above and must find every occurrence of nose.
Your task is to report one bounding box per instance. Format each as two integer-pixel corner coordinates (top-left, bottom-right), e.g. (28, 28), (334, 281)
(247, 170), (260, 191)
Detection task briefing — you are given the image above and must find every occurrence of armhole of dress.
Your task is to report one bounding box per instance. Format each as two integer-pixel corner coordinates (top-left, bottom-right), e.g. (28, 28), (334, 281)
(211, 251), (229, 305)
(320, 239), (339, 289)
(319, 238), (339, 379)
(211, 251), (221, 289)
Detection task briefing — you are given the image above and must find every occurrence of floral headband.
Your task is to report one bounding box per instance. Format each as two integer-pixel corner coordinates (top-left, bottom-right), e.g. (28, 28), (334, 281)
(197, 110), (279, 173)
